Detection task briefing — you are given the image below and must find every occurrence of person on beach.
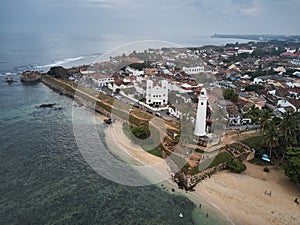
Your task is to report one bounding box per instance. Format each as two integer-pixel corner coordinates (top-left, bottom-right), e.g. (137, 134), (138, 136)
(294, 198), (299, 205)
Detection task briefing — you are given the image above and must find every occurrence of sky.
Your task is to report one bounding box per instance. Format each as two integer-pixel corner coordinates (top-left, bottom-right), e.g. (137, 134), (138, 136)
(0, 0), (299, 39)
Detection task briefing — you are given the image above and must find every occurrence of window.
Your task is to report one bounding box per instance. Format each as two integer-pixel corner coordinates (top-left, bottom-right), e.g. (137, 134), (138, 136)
(201, 102), (204, 105)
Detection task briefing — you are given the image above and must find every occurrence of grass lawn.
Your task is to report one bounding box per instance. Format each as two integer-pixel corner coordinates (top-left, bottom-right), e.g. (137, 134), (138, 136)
(248, 157), (271, 166)
(207, 152), (233, 169)
(241, 135), (265, 156)
(147, 148), (163, 158)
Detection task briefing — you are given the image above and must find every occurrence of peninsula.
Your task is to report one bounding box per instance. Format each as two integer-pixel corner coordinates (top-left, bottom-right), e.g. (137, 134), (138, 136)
(30, 39), (300, 224)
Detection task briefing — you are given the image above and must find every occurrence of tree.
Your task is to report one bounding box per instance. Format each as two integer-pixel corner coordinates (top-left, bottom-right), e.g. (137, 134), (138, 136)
(246, 105), (261, 124)
(284, 147), (300, 183)
(223, 89), (238, 102)
(264, 120), (279, 160)
(245, 84), (264, 92)
(227, 159), (247, 173)
(131, 125), (150, 140)
(279, 112), (298, 163)
(260, 109), (273, 133)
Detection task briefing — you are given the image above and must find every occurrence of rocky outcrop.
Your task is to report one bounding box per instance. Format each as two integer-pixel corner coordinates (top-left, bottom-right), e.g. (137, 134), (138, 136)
(20, 71), (42, 83)
(47, 66), (71, 80)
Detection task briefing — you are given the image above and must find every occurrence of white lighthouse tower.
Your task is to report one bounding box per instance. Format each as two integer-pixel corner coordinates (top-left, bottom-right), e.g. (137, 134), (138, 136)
(194, 88), (208, 136)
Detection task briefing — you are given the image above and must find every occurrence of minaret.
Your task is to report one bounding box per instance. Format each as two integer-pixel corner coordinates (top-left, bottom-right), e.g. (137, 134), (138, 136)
(194, 88), (208, 136)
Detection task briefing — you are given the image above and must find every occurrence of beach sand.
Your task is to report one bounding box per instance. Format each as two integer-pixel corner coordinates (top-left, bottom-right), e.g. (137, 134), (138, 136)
(103, 119), (300, 225)
(197, 163), (300, 225)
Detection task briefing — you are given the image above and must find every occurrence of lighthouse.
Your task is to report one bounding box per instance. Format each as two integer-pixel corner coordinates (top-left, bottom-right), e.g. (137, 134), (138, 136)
(194, 88), (208, 136)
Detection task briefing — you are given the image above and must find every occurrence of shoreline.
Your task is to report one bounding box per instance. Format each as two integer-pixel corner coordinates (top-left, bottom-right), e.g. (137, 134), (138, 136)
(104, 119), (233, 225)
(104, 119), (300, 225)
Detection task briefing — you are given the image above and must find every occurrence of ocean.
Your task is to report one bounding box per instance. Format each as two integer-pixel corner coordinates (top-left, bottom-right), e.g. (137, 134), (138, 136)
(0, 32), (241, 224)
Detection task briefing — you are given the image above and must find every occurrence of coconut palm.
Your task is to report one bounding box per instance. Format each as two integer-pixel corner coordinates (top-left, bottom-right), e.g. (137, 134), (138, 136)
(247, 105), (261, 124)
(260, 109), (273, 134)
(264, 120), (279, 160)
(279, 112), (298, 163)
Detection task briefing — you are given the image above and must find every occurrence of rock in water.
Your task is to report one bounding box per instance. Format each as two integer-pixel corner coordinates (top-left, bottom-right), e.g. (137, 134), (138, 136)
(39, 103), (56, 108)
(20, 71), (42, 83)
(6, 77), (14, 83)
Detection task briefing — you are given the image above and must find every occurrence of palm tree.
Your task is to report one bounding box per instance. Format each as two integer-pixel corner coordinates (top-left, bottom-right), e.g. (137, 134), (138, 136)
(279, 112), (298, 163)
(260, 109), (273, 134)
(247, 105), (261, 124)
(264, 120), (279, 161)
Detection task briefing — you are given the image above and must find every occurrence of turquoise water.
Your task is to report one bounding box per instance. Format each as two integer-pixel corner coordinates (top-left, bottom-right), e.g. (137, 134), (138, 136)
(0, 81), (232, 224)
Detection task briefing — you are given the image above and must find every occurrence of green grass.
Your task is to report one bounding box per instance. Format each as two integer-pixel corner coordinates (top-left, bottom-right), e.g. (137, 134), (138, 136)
(195, 148), (205, 153)
(248, 157), (271, 166)
(208, 152), (233, 169)
(241, 135), (265, 157)
(147, 148), (163, 158)
(228, 143), (246, 154)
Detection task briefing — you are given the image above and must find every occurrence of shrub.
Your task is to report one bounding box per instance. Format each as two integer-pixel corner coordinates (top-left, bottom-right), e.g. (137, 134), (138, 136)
(227, 159), (247, 173)
(131, 125), (150, 140)
(263, 167), (270, 173)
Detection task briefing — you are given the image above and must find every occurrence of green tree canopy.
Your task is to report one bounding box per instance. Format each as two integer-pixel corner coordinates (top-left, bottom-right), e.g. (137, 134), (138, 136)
(223, 89), (238, 102)
(285, 147), (300, 183)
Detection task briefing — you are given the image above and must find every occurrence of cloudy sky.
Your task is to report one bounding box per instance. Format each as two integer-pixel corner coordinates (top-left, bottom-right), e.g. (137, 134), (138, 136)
(1, 0), (299, 39)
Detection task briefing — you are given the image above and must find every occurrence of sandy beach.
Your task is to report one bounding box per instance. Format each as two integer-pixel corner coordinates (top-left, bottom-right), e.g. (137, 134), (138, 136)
(104, 119), (300, 225)
(197, 163), (300, 225)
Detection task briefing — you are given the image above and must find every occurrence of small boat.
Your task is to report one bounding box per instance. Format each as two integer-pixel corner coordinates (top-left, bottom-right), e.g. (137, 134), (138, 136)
(179, 213), (184, 218)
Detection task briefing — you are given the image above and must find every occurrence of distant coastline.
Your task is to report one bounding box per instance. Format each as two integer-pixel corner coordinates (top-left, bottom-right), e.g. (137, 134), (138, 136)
(212, 33), (300, 42)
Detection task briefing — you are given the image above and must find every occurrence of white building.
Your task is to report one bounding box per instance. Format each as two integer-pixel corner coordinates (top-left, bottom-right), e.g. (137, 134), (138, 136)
(93, 77), (115, 87)
(277, 100), (296, 112)
(183, 66), (205, 75)
(146, 80), (168, 106)
(194, 88), (208, 136)
(238, 49), (254, 54)
(125, 66), (144, 76)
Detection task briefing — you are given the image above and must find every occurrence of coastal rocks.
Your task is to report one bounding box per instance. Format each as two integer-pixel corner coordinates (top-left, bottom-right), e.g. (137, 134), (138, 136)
(20, 71), (42, 83)
(38, 103), (63, 111)
(39, 103), (56, 108)
(5, 77), (14, 83)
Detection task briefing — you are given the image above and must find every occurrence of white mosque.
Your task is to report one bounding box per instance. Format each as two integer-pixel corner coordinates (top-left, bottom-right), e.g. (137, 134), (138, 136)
(146, 80), (168, 107)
